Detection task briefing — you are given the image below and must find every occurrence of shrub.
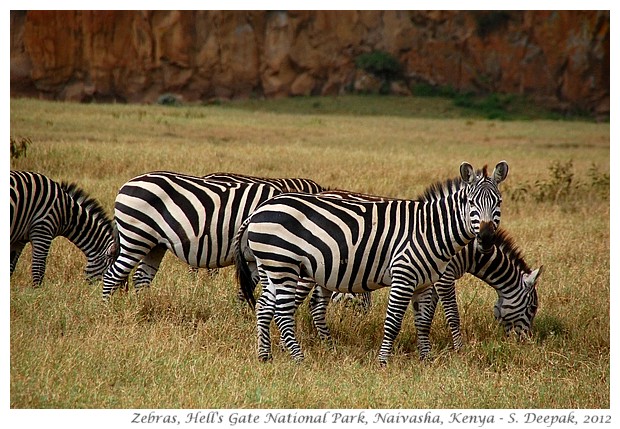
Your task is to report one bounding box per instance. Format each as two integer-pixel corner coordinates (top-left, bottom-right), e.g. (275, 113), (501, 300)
(354, 51), (402, 82)
(10, 137), (30, 160)
(157, 93), (181, 106)
(507, 160), (609, 203)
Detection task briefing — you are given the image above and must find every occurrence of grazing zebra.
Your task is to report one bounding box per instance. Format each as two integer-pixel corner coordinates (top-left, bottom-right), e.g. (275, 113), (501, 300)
(102, 171), (324, 299)
(413, 228), (541, 353)
(235, 161), (509, 364)
(10, 171), (117, 287)
(297, 227), (541, 359)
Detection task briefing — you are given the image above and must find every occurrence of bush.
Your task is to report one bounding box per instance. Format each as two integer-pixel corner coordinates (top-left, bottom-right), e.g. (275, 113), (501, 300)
(10, 137), (30, 160)
(412, 83), (458, 98)
(507, 160), (609, 203)
(157, 93), (181, 106)
(355, 51), (402, 82)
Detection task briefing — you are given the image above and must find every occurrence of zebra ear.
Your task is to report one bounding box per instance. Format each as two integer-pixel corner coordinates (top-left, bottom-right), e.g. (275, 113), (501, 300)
(460, 162), (476, 184)
(524, 265), (543, 288)
(493, 161), (509, 184)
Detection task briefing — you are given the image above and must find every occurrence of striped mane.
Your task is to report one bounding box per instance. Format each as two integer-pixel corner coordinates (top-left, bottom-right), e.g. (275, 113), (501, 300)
(61, 181), (113, 227)
(416, 166), (489, 203)
(492, 228), (531, 274)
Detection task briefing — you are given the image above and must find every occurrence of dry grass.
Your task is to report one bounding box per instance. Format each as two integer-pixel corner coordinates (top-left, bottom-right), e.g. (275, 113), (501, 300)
(9, 97), (610, 410)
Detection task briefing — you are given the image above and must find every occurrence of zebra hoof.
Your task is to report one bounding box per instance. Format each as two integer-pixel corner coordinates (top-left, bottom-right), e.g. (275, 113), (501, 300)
(258, 353), (272, 362)
(418, 348), (432, 361)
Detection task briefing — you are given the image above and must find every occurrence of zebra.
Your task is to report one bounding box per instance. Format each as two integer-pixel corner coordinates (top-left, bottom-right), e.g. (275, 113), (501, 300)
(413, 227), (541, 354)
(183, 172), (325, 279)
(235, 161), (509, 364)
(10, 171), (118, 287)
(102, 171), (324, 299)
(296, 227), (541, 359)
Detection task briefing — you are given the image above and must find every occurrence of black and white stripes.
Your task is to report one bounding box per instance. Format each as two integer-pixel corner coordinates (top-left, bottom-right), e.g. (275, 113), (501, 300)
(10, 171), (117, 287)
(102, 171), (324, 299)
(413, 227), (541, 356)
(235, 161), (509, 364)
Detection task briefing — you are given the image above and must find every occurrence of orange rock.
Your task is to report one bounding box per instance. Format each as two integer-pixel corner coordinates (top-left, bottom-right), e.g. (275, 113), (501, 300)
(10, 11), (609, 113)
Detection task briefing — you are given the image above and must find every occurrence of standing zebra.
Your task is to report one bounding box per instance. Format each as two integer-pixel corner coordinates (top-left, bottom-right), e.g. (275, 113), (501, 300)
(103, 171), (324, 299)
(10, 171), (118, 287)
(296, 227), (541, 359)
(235, 161), (509, 364)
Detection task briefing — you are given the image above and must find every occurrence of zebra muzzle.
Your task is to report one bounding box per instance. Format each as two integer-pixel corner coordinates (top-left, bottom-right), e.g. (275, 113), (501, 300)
(477, 221), (496, 253)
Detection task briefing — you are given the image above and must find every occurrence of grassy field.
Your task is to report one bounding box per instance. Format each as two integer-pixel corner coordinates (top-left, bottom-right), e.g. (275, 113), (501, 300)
(9, 96), (610, 410)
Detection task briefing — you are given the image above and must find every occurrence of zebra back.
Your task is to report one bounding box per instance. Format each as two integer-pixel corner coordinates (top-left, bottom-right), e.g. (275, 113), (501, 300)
(203, 172), (325, 194)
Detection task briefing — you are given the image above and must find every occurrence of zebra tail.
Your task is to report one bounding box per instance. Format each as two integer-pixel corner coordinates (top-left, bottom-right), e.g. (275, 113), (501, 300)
(234, 218), (257, 310)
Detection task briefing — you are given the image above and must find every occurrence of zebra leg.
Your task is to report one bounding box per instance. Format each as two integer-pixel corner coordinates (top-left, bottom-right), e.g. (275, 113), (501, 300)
(411, 286), (438, 360)
(29, 231), (54, 287)
(273, 276), (305, 362)
(10, 241), (26, 276)
(378, 283), (416, 365)
(295, 278), (315, 308)
(256, 271), (276, 361)
(132, 244), (167, 292)
(308, 286), (333, 342)
(279, 278), (314, 350)
(103, 241), (153, 300)
(434, 280), (463, 352)
(359, 291), (372, 313)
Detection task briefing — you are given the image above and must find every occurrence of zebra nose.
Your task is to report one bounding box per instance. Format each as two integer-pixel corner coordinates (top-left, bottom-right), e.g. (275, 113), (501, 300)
(477, 221), (496, 253)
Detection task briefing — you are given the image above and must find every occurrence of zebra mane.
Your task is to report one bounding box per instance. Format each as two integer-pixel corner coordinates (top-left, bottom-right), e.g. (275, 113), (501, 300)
(61, 181), (113, 226)
(492, 228), (532, 274)
(416, 166), (488, 203)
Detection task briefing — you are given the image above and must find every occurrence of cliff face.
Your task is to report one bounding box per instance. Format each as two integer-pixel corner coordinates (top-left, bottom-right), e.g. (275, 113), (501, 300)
(10, 11), (609, 114)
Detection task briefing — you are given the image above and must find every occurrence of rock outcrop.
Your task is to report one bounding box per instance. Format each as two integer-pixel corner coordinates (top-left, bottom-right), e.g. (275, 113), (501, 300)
(10, 10), (609, 114)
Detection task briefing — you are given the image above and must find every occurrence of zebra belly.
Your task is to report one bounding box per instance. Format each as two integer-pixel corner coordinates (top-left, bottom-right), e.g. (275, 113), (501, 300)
(299, 253), (392, 294)
(167, 233), (234, 269)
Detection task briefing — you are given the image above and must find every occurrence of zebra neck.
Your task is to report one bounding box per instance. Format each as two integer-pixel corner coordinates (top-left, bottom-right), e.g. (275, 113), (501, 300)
(467, 244), (523, 293)
(421, 189), (476, 261)
(62, 201), (109, 257)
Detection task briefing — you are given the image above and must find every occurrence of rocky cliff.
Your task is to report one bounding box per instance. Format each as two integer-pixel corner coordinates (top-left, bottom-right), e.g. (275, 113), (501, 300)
(10, 10), (609, 114)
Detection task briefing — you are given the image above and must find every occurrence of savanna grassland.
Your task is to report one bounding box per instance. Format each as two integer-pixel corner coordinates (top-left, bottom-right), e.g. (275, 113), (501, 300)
(9, 96), (610, 410)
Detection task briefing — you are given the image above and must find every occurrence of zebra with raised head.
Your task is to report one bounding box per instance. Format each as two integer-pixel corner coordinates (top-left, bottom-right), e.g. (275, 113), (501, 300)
(297, 227), (541, 359)
(10, 171), (118, 287)
(103, 171), (324, 299)
(235, 161), (509, 364)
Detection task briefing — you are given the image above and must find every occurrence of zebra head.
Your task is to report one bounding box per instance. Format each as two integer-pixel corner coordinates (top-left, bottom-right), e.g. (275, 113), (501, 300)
(493, 266), (542, 337)
(460, 161), (509, 253)
(84, 222), (119, 283)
